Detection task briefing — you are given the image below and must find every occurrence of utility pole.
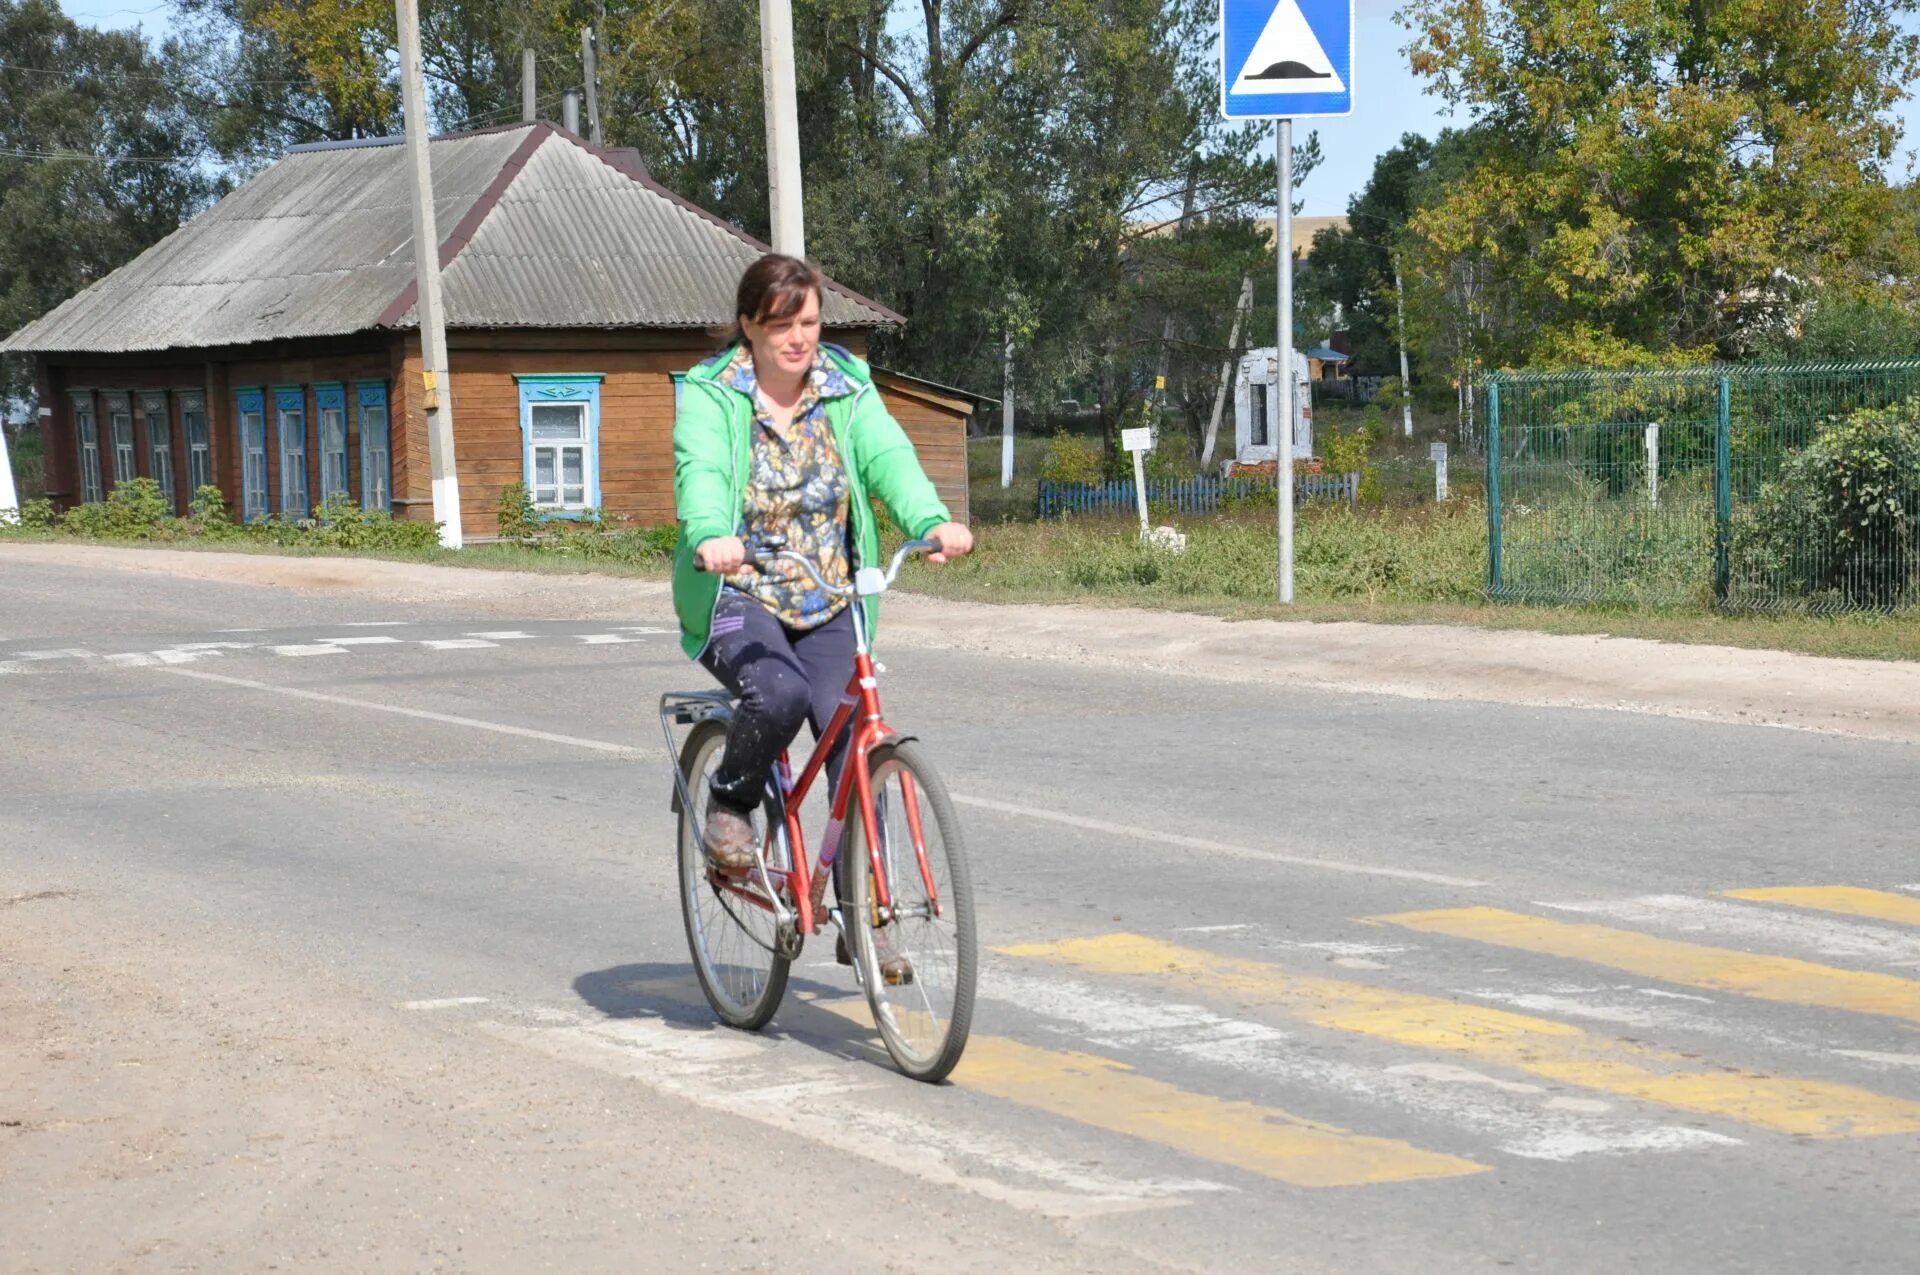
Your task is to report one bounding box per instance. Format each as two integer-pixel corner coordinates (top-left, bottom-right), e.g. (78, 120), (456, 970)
(395, 0), (463, 548)
(521, 48), (536, 122)
(759, 0), (805, 255)
(1201, 275), (1253, 468)
(581, 26), (602, 144)
(0, 418), (18, 526)
(1001, 329), (1014, 489)
(1276, 120), (1295, 604)
(1394, 256), (1414, 438)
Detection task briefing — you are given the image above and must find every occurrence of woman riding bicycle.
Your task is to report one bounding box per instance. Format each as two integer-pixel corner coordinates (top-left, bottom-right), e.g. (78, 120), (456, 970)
(672, 253), (973, 880)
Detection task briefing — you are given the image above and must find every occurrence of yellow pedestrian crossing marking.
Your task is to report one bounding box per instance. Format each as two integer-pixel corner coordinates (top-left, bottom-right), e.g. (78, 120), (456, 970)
(1373, 906), (1920, 1027)
(807, 997), (1484, 1187)
(1726, 886), (1920, 930)
(996, 933), (1920, 1138)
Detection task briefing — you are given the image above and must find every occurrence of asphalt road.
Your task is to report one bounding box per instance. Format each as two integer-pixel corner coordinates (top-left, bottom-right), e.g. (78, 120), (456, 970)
(5, 554), (1920, 1273)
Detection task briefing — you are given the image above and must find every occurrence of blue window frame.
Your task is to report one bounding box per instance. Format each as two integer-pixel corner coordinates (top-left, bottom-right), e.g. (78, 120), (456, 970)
(315, 384), (350, 506)
(274, 386), (308, 518)
(235, 388), (269, 522)
(357, 382), (391, 513)
(515, 374), (602, 516)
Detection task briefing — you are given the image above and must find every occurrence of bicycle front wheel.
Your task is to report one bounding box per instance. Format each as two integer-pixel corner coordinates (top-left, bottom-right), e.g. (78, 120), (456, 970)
(846, 739), (977, 1082)
(676, 718), (790, 1031)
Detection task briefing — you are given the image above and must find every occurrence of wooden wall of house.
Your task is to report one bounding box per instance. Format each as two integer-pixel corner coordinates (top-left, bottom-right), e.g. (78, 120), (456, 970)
(34, 338), (394, 518)
(436, 327), (982, 539)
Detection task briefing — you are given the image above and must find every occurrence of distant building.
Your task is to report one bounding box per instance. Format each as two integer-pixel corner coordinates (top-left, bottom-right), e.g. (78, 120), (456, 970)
(3, 122), (971, 527)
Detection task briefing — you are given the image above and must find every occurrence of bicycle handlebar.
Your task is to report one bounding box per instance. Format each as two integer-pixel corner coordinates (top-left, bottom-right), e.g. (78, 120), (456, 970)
(693, 534), (938, 598)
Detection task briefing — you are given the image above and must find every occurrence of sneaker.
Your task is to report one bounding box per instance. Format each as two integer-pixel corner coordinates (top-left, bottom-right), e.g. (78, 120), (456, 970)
(702, 805), (757, 873)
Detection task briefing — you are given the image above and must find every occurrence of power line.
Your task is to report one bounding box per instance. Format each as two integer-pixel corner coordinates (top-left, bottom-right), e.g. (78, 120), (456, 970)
(0, 145), (207, 165)
(0, 57), (319, 89)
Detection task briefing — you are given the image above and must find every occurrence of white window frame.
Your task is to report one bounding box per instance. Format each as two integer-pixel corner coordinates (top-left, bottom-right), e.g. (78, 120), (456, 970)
(515, 374), (602, 517)
(104, 392), (135, 489)
(274, 386), (309, 518)
(237, 388), (269, 522)
(142, 391), (176, 512)
(356, 383), (391, 513)
(71, 392), (103, 504)
(316, 384), (349, 506)
(180, 391), (212, 495)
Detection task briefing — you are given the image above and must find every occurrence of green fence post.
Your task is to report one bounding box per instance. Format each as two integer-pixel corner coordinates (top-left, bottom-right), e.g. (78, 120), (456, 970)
(1486, 378), (1502, 596)
(1714, 374), (1731, 607)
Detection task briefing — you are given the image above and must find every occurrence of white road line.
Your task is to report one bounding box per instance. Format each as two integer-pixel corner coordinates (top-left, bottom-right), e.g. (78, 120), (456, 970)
(272, 643), (347, 657)
(140, 672), (1474, 889)
(578, 634), (645, 645)
(339, 621), (409, 627)
(421, 638), (498, 650)
(478, 1008), (1227, 1218)
(1832, 1049), (1920, 1068)
(19, 648), (95, 660)
(216, 627), (265, 633)
(1540, 894), (1920, 967)
(985, 969), (1737, 1163)
(154, 667), (661, 757)
(106, 652), (159, 667)
(950, 794), (1485, 888)
(465, 631), (535, 640)
(316, 635), (403, 646)
(1176, 923), (1254, 933)
(169, 642), (257, 652)
(612, 626), (676, 635)
(402, 996), (492, 1010)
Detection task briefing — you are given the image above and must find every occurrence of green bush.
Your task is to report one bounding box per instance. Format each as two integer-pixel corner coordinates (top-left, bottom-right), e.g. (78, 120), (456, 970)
(1734, 398), (1920, 609)
(15, 496), (55, 530)
(498, 482), (538, 539)
(302, 493), (444, 551)
(1319, 425), (1381, 503)
(1039, 434), (1104, 486)
(61, 478), (174, 539)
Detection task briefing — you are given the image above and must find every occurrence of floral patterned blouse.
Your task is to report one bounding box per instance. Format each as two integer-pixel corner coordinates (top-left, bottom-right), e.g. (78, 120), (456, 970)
(721, 344), (854, 629)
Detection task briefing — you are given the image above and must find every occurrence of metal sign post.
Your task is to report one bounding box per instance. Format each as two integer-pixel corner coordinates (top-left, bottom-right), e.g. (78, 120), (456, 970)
(1122, 426), (1154, 536)
(1222, 0), (1352, 603)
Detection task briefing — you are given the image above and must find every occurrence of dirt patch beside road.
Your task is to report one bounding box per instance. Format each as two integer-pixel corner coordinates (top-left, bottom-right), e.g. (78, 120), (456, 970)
(8, 541), (1920, 744)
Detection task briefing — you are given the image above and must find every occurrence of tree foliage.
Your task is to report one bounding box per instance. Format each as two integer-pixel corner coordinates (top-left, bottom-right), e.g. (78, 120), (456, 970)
(0, 0), (223, 404)
(1396, 0), (1920, 368)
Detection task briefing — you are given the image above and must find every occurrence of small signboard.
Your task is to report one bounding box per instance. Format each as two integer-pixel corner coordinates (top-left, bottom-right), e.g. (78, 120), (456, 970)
(1121, 427), (1155, 453)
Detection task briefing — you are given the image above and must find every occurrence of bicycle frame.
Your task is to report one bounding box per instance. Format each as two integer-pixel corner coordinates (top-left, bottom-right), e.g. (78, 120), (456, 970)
(675, 587), (941, 950)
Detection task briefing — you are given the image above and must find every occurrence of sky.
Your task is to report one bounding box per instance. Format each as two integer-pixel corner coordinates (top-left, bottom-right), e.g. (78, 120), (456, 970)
(59, 0), (1920, 219)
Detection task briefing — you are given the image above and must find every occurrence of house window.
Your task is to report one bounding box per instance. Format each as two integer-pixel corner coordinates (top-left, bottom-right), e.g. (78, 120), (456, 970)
(274, 386), (308, 518)
(515, 374), (602, 514)
(357, 383), (390, 512)
(142, 391), (176, 512)
(71, 392), (103, 504)
(104, 392), (136, 488)
(180, 392), (212, 495)
(316, 384), (349, 505)
(236, 388), (269, 522)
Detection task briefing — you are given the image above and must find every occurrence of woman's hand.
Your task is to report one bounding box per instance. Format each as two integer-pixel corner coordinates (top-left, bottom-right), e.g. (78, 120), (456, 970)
(924, 521), (974, 565)
(694, 535), (748, 574)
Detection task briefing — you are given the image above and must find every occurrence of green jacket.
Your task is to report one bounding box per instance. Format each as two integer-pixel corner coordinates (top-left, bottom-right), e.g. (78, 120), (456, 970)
(672, 343), (952, 659)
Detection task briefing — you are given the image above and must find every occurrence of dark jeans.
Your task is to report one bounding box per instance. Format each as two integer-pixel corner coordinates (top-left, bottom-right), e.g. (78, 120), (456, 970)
(698, 589), (857, 817)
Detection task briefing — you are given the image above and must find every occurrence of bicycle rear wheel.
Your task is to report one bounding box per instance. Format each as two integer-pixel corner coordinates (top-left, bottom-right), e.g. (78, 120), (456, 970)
(676, 718), (790, 1030)
(845, 739), (976, 1083)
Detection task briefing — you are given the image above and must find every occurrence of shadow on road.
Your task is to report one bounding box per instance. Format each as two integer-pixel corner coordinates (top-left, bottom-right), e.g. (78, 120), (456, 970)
(572, 961), (890, 1068)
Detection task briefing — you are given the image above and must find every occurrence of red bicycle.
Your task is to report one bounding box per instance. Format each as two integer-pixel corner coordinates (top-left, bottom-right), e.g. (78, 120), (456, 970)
(661, 538), (976, 1082)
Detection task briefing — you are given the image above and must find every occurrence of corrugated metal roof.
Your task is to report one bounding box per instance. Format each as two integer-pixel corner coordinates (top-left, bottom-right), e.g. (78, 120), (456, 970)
(3, 124), (898, 355)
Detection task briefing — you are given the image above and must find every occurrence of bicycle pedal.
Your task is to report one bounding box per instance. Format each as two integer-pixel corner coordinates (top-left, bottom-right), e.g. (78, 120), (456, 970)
(883, 966), (914, 988)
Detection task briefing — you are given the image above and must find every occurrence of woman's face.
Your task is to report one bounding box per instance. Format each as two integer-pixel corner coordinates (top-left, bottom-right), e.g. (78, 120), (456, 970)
(741, 288), (822, 382)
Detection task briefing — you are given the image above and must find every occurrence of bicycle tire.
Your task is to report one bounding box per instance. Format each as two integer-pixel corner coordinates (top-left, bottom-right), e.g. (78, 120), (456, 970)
(845, 739), (977, 1082)
(675, 718), (790, 1031)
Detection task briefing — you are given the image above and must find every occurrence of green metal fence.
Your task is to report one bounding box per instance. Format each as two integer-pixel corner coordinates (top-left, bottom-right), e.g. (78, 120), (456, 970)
(1486, 360), (1920, 613)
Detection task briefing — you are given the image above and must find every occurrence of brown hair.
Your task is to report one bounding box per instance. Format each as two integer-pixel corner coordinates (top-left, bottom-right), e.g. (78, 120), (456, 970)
(729, 253), (824, 346)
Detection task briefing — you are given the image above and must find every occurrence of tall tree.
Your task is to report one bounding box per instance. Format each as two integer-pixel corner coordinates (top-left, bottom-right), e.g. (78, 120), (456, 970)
(0, 0), (222, 404)
(1397, 0), (1920, 364)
